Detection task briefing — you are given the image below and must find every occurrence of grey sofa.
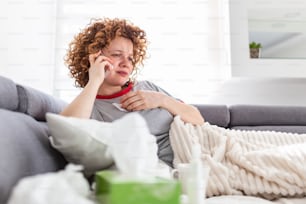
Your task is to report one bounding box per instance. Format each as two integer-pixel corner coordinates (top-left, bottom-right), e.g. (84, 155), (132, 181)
(197, 103), (306, 133)
(0, 76), (67, 204)
(2, 75), (306, 204)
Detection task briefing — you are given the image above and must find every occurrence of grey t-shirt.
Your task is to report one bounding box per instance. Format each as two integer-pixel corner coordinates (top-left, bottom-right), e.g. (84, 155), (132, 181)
(91, 80), (177, 167)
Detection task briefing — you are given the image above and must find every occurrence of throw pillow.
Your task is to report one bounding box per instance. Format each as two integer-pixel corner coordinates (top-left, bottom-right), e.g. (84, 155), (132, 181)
(46, 113), (113, 176)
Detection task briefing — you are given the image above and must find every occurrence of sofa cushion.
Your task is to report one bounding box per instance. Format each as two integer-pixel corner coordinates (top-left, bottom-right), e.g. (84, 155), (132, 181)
(0, 75), (18, 111)
(17, 85), (67, 121)
(194, 104), (230, 127)
(0, 109), (67, 204)
(230, 105), (306, 126)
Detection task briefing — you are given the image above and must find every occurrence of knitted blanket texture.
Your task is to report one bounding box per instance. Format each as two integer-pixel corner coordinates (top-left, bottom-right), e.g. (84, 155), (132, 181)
(169, 116), (306, 200)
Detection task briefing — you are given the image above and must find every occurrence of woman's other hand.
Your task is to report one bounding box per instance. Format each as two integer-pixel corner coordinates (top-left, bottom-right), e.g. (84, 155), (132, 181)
(120, 90), (163, 111)
(120, 89), (204, 125)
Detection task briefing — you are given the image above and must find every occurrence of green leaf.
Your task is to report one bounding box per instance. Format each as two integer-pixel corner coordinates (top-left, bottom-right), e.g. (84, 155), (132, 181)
(249, 41), (262, 48)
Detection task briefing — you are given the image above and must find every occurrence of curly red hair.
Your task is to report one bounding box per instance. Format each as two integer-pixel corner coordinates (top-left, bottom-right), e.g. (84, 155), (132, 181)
(65, 18), (147, 88)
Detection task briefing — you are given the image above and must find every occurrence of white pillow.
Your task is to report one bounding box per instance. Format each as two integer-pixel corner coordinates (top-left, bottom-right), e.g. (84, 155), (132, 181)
(46, 113), (113, 176)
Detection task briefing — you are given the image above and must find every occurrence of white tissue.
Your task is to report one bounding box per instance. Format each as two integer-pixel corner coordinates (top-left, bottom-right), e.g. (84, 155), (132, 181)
(7, 164), (94, 204)
(110, 113), (159, 179)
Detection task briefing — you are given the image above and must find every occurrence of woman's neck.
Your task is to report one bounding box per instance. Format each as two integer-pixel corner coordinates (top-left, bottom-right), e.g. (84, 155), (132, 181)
(96, 82), (133, 99)
(97, 84), (122, 96)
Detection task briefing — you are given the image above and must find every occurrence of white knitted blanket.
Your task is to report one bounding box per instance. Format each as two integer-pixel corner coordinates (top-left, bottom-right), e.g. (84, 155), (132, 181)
(169, 116), (306, 200)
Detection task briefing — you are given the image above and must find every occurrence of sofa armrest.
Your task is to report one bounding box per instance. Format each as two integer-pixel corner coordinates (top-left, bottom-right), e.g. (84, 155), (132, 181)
(193, 104), (230, 127)
(0, 109), (67, 204)
(0, 76), (19, 111)
(16, 85), (67, 121)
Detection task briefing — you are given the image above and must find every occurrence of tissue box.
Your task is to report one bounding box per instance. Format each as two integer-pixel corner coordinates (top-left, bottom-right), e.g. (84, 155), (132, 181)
(95, 170), (181, 204)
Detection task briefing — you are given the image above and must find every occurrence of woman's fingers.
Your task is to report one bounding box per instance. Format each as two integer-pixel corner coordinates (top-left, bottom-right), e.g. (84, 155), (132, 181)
(89, 51), (101, 65)
(88, 51), (115, 83)
(101, 61), (114, 77)
(121, 90), (161, 111)
(127, 100), (146, 111)
(123, 98), (144, 111)
(121, 91), (146, 111)
(89, 51), (114, 78)
(89, 51), (114, 67)
(120, 91), (137, 104)
(94, 55), (114, 73)
(95, 55), (113, 64)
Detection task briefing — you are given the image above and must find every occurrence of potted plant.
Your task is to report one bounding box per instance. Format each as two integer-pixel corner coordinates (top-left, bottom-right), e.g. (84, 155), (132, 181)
(249, 41), (262, 58)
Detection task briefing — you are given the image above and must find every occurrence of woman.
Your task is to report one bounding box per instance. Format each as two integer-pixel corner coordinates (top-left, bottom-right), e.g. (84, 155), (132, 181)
(61, 18), (204, 167)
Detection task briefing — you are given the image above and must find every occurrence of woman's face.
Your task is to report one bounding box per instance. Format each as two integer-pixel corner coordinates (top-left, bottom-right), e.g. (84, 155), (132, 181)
(102, 37), (134, 86)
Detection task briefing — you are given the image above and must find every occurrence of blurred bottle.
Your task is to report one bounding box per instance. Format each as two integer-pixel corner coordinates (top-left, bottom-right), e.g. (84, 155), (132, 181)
(187, 143), (205, 204)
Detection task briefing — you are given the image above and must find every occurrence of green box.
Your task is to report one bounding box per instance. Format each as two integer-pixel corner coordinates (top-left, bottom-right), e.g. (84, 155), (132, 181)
(95, 170), (181, 204)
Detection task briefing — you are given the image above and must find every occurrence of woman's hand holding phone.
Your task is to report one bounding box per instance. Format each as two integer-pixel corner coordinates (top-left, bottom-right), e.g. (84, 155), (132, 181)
(88, 51), (114, 85)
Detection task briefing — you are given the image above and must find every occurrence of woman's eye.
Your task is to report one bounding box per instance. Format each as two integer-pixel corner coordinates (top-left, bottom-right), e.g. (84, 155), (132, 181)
(110, 53), (134, 63)
(111, 53), (121, 57)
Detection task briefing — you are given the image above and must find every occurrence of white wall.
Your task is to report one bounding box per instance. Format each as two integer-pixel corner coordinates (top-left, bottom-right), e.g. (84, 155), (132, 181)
(203, 0), (306, 106)
(248, 8), (306, 59)
(262, 34), (306, 59)
(229, 0), (306, 78)
(54, 0), (232, 103)
(206, 77), (306, 106)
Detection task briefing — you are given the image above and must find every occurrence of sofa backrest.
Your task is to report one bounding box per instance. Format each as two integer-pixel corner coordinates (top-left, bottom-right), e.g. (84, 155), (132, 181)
(230, 105), (306, 126)
(229, 105), (306, 134)
(194, 104), (230, 127)
(194, 104), (306, 134)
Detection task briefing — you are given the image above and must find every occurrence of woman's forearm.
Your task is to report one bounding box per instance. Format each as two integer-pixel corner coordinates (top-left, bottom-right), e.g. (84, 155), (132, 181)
(159, 93), (205, 125)
(60, 80), (100, 118)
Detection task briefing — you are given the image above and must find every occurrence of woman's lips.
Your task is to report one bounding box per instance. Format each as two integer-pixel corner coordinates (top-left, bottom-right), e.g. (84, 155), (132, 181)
(116, 70), (128, 77)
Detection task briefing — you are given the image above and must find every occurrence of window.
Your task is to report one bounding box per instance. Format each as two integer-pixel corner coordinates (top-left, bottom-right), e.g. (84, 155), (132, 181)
(54, 0), (231, 103)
